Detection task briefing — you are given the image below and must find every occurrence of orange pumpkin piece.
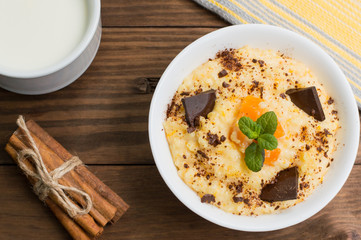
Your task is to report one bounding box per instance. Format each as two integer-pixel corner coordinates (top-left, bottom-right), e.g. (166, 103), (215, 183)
(264, 148), (281, 166)
(237, 96), (264, 121)
(274, 123), (285, 138)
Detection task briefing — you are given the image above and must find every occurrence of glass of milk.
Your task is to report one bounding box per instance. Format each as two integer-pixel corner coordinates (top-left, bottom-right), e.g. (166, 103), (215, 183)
(0, 0), (101, 94)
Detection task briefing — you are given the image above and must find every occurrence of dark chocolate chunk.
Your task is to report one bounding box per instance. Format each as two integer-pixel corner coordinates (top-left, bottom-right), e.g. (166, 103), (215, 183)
(218, 69), (228, 78)
(182, 89), (216, 129)
(220, 135), (226, 142)
(201, 194), (215, 203)
(286, 87), (325, 121)
(260, 167), (299, 202)
(252, 59), (257, 63)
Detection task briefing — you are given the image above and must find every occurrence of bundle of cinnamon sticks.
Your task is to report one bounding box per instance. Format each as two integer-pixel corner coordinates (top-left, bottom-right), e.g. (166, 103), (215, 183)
(5, 118), (129, 240)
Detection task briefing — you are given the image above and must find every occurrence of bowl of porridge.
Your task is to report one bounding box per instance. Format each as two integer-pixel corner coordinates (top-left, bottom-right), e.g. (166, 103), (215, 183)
(148, 24), (359, 231)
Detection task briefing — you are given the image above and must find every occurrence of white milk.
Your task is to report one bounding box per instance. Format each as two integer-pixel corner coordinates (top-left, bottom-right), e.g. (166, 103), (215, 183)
(0, 0), (88, 72)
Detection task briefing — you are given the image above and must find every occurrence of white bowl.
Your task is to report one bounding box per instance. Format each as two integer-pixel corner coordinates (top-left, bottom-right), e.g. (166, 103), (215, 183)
(0, 0), (101, 95)
(148, 24), (359, 231)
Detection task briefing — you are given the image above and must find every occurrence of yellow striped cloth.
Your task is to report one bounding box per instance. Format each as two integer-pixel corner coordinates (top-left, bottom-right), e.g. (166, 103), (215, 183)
(194, 0), (361, 108)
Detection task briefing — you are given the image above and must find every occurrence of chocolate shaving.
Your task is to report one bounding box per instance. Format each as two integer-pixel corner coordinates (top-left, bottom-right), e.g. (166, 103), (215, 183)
(180, 91), (190, 96)
(218, 69), (228, 78)
(166, 101), (175, 118)
(243, 198), (250, 205)
(207, 132), (222, 147)
(197, 150), (209, 160)
(201, 194), (215, 203)
(216, 49), (242, 71)
(233, 196), (243, 203)
(327, 97), (334, 105)
(222, 81), (230, 88)
(235, 183), (243, 193)
(324, 128), (331, 136)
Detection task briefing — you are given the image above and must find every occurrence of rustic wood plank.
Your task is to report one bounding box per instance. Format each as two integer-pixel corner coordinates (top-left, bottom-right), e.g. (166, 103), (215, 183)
(101, 0), (228, 27)
(0, 165), (360, 239)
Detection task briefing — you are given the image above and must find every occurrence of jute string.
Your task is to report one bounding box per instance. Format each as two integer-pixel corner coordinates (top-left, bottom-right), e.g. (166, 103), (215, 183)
(15, 115), (92, 218)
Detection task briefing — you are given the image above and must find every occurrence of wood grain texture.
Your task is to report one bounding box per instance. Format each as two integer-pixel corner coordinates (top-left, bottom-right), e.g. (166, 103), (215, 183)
(101, 0), (227, 27)
(0, 165), (360, 239)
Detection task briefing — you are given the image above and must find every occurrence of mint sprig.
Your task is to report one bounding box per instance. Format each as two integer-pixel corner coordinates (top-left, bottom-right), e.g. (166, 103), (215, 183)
(238, 111), (278, 172)
(258, 134), (277, 150)
(244, 142), (265, 172)
(238, 116), (262, 139)
(256, 111), (278, 135)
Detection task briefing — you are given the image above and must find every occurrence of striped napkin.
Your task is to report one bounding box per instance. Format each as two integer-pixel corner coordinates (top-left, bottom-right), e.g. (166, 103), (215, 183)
(194, 0), (361, 108)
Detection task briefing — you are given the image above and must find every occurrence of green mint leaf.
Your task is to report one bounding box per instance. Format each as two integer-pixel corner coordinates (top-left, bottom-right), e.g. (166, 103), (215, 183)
(238, 117), (262, 139)
(258, 134), (278, 150)
(244, 142), (265, 172)
(256, 111), (278, 135)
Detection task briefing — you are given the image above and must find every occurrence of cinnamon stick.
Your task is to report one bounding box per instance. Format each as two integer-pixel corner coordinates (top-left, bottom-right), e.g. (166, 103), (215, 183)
(6, 137), (103, 238)
(14, 130), (117, 226)
(25, 120), (129, 222)
(46, 200), (92, 240)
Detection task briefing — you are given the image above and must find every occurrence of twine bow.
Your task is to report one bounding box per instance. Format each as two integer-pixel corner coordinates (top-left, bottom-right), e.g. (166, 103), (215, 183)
(16, 116), (92, 218)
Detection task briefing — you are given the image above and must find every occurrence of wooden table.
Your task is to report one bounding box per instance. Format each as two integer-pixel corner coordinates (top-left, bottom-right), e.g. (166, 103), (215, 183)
(0, 1), (360, 239)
